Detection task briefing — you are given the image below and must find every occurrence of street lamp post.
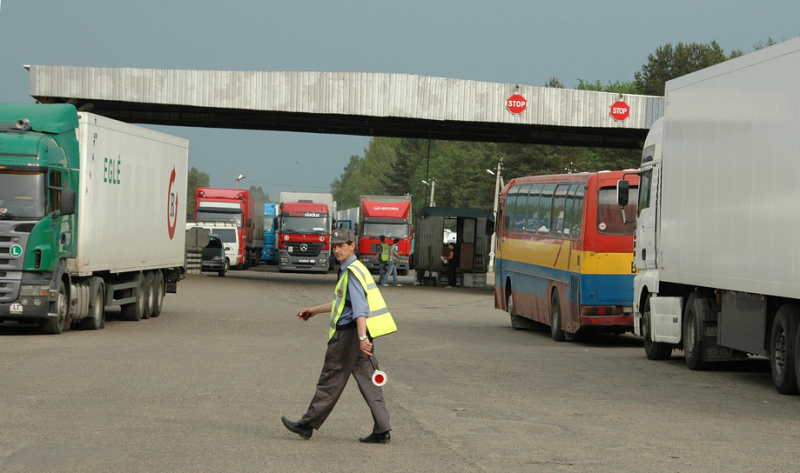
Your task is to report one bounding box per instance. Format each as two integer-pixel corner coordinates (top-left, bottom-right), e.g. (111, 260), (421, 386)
(421, 179), (437, 207)
(487, 158), (503, 272)
(236, 174), (246, 189)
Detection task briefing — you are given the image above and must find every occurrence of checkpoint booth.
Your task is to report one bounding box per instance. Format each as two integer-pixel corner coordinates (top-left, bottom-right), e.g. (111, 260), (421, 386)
(413, 207), (493, 287)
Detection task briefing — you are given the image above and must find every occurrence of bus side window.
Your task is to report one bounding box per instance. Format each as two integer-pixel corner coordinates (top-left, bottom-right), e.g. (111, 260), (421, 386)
(563, 183), (580, 238)
(550, 183), (569, 236)
(514, 184), (531, 232)
(538, 184), (555, 233)
(571, 185), (585, 237)
(525, 184), (542, 233)
(504, 184), (520, 232)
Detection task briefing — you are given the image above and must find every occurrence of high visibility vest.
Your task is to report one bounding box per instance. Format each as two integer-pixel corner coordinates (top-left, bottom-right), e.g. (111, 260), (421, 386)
(379, 243), (390, 261)
(330, 260), (397, 340)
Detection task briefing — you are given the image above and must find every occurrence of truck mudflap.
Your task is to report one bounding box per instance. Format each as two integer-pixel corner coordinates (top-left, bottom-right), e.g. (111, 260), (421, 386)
(649, 296), (682, 344)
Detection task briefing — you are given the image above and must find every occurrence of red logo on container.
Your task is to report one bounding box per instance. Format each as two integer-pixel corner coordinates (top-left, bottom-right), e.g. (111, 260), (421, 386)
(167, 167), (178, 239)
(610, 101), (630, 121)
(506, 94), (527, 114)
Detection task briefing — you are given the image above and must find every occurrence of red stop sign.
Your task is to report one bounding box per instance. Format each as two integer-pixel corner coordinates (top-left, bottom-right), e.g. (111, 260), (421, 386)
(507, 94), (527, 114)
(610, 101), (630, 121)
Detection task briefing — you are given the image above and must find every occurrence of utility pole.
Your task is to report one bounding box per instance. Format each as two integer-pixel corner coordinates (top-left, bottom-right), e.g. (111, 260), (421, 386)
(488, 158), (503, 272)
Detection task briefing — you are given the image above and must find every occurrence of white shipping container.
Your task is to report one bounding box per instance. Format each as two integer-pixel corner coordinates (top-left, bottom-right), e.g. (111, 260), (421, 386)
(68, 113), (189, 276)
(658, 37), (800, 299)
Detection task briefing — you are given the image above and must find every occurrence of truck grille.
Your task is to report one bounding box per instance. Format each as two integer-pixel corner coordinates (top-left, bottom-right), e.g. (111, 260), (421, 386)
(287, 242), (322, 256)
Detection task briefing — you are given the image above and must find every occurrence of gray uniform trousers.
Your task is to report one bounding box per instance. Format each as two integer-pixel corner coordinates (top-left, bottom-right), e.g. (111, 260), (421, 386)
(299, 325), (391, 434)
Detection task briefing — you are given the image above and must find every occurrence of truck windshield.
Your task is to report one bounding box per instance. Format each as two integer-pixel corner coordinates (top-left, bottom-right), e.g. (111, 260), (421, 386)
(212, 228), (237, 244)
(363, 222), (410, 239)
(596, 186), (638, 235)
(281, 216), (329, 234)
(196, 209), (242, 228)
(0, 171), (47, 219)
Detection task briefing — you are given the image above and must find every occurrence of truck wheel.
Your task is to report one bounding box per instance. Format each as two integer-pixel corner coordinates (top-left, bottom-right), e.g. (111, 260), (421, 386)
(80, 279), (105, 330)
(683, 292), (709, 370)
(142, 272), (155, 319)
(550, 289), (566, 341)
(121, 277), (146, 321)
(41, 280), (68, 334)
(151, 270), (164, 317)
(771, 305), (800, 395)
(642, 297), (673, 360)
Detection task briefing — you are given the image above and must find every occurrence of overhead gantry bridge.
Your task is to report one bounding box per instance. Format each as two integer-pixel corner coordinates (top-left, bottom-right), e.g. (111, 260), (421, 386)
(26, 65), (663, 149)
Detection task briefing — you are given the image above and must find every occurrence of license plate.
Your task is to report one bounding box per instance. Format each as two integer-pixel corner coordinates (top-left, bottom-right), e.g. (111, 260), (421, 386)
(298, 259), (312, 264)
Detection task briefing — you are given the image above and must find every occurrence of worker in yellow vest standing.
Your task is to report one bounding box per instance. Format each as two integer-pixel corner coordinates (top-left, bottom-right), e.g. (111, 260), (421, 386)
(282, 228), (396, 443)
(373, 235), (390, 286)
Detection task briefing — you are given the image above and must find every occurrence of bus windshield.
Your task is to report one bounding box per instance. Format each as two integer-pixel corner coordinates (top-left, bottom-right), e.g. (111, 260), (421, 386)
(596, 186), (638, 234)
(0, 171), (47, 219)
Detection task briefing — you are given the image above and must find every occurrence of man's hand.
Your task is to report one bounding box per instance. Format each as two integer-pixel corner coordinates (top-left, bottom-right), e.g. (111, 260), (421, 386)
(360, 338), (373, 356)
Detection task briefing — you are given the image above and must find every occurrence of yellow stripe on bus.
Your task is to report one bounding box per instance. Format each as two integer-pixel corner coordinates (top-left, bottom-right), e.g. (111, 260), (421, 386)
(501, 238), (634, 275)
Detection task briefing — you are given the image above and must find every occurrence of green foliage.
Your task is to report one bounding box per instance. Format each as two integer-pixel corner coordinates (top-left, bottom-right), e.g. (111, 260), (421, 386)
(545, 77), (565, 88)
(634, 40), (734, 96)
(577, 79), (641, 95)
(186, 167), (210, 218)
(248, 185), (269, 204)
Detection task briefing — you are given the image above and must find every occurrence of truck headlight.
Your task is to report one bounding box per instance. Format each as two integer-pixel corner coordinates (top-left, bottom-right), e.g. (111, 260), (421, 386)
(20, 285), (50, 296)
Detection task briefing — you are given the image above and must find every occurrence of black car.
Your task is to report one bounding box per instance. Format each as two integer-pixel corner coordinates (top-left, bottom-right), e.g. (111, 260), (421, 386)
(202, 234), (227, 277)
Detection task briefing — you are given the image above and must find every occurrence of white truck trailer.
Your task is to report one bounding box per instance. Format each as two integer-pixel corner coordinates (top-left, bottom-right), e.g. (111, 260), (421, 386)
(0, 104), (188, 334)
(620, 37), (800, 393)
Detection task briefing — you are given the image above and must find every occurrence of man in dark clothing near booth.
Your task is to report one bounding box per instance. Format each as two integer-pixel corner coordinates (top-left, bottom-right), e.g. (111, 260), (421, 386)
(443, 242), (458, 288)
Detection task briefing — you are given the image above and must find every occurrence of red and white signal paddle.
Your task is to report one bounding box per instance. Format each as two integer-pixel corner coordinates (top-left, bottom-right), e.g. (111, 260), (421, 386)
(368, 356), (387, 387)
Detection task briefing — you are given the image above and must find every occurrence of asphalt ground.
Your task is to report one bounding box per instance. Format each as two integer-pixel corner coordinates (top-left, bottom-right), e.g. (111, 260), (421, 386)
(1, 267), (800, 472)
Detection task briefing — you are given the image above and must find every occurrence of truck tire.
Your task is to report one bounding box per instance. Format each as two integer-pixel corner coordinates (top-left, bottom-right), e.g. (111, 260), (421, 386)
(143, 272), (156, 319)
(121, 276), (146, 321)
(642, 297), (673, 360)
(770, 305), (799, 395)
(683, 292), (709, 371)
(41, 280), (68, 334)
(550, 289), (566, 341)
(151, 270), (164, 317)
(80, 279), (105, 330)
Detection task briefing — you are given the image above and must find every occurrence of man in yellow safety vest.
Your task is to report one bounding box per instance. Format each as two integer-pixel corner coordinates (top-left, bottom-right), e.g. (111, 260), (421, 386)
(282, 228), (393, 444)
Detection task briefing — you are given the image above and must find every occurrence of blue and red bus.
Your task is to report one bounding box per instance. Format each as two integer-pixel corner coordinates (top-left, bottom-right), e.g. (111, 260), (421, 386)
(494, 171), (639, 340)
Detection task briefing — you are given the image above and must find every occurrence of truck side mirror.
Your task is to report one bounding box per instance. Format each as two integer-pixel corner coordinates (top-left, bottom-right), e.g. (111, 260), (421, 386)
(616, 180), (630, 206)
(246, 217), (252, 227)
(485, 216), (495, 236)
(52, 187), (76, 216)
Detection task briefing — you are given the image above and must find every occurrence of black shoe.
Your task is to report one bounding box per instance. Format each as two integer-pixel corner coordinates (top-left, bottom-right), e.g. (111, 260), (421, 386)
(359, 431), (391, 444)
(281, 416), (312, 440)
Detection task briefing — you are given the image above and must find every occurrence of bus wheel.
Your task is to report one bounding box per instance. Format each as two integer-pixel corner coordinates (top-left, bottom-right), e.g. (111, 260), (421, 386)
(642, 296), (673, 360)
(771, 305), (799, 395)
(550, 290), (566, 342)
(683, 292), (709, 370)
(508, 290), (523, 330)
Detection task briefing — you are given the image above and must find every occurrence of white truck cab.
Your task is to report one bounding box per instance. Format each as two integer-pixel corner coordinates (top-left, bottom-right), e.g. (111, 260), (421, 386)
(186, 221), (240, 272)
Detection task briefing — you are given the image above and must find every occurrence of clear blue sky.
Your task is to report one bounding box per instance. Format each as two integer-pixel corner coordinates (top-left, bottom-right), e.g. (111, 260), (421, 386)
(1, 1), (797, 201)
